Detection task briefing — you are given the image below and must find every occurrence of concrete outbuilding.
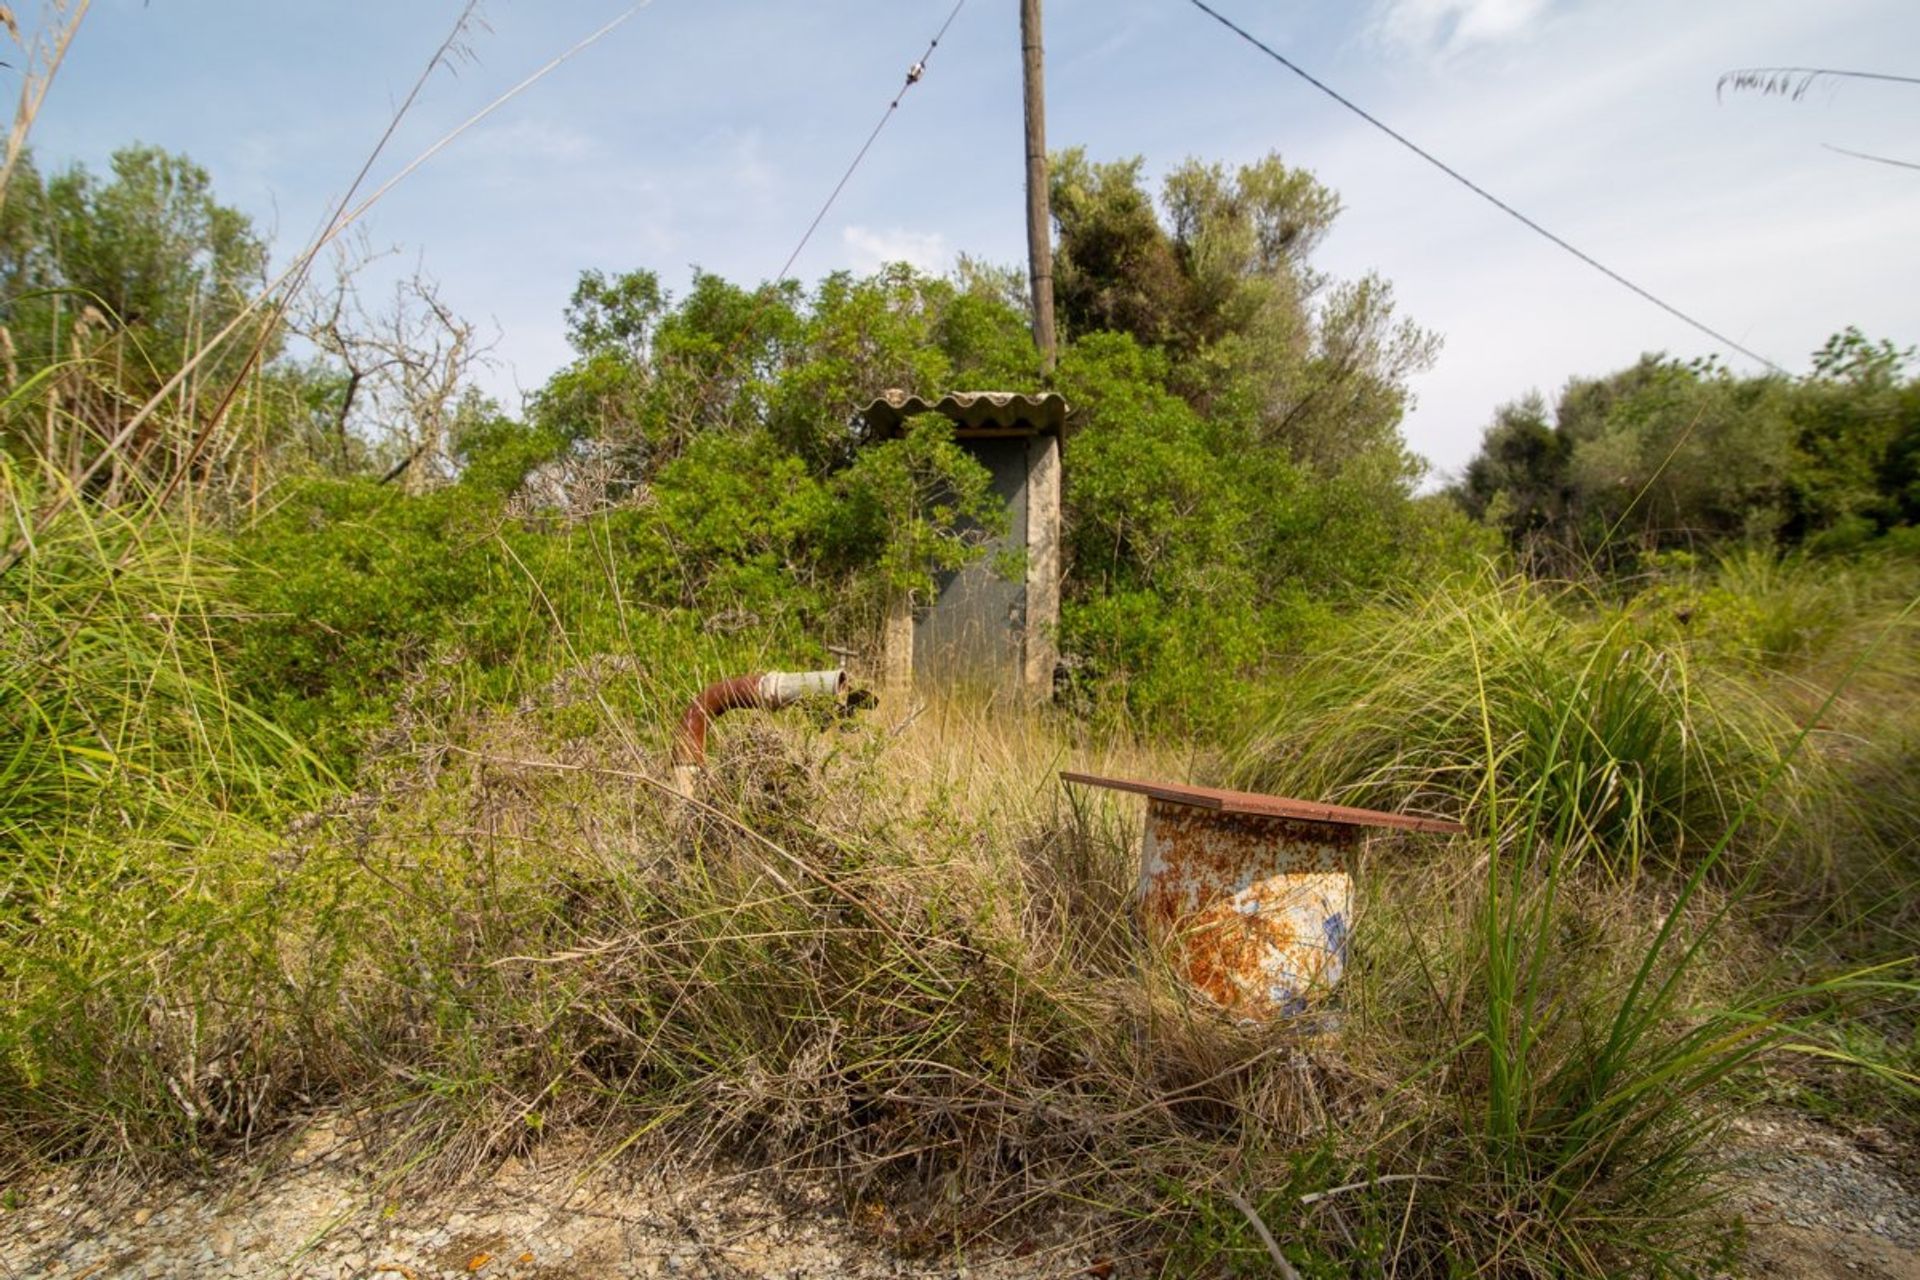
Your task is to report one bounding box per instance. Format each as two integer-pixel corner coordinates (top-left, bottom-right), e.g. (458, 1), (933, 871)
(859, 389), (1065, 700)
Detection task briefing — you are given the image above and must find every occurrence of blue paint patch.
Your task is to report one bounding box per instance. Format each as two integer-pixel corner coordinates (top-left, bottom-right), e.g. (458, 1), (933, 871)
(1322, 912), (1348, 964)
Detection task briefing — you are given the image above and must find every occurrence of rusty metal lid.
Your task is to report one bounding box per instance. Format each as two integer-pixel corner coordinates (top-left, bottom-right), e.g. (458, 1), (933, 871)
(1059, 771), (1464, 835)
(860, 389), (1069, 437)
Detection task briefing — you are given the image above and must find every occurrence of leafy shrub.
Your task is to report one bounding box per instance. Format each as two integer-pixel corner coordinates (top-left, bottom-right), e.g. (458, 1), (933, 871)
(1052, 333), (1477, 731)
(226, 415), (1005, 773)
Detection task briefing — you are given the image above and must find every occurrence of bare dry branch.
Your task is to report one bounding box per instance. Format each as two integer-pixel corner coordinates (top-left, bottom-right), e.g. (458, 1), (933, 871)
(0, 0), (92, 209)
(1717, 65), (1920, 104)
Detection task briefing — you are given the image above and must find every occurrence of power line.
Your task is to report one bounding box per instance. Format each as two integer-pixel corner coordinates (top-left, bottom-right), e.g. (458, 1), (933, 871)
(1182, 0), (1787, 375)
(684, 1), (969, 427)
(1823, 142), (1920, 172)
(773, 0), (969, 284)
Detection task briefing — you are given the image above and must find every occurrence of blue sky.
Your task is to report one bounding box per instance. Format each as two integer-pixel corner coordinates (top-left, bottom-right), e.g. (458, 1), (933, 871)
(24, 0), (1920, 479)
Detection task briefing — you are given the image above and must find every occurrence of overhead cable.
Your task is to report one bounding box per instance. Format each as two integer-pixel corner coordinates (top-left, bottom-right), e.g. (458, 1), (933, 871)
(1183, 0), (1787, 374)
(773, 0), (969, 283)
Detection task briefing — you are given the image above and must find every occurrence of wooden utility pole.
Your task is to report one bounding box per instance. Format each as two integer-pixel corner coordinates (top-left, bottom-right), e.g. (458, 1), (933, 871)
(1020, 0), (1057, 375)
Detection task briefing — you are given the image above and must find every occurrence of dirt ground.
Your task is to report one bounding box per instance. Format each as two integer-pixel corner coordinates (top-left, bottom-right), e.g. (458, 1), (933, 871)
(0, 1117), (1108, 1280)
(1725, 1113), (1920, 1280)
(3, 1110), (1915, 1279)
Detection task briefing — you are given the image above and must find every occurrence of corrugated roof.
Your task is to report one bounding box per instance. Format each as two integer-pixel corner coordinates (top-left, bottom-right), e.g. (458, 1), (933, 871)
(860, 389), (1069, 436)
(1059, 771), (1464, 834)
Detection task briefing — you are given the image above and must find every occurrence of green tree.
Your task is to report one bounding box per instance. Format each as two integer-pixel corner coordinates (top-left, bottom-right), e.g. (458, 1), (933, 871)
(1, 145), (281, 491)
(4, 145), (270, 382)
(1038, 148), (1450, 724)
(531, 261), (1041, 490)
(1049, 148), (1436, 474)
(1454, 333), (1920, 566)
(1050, 150), (1190, 349)
(1789, 328), (1920, 547)
(1456, 394), (1565, 535)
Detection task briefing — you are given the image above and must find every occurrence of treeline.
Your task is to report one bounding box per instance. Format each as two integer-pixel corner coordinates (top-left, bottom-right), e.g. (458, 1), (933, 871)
(8, 142), (1914, 763)
(4, 143), (1472, 753)
(1452, 332), (1920, 571)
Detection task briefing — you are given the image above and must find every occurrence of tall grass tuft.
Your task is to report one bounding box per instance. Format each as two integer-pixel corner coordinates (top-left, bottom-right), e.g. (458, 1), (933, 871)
(0, 457), (332, 1160)
(1233, 570), (1820, 876)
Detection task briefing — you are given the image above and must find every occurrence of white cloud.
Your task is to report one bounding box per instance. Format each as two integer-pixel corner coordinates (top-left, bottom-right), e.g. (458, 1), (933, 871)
(717, 129), (776, 200)
(840, 225), (951, 273)
(466, 117), (600, 166)
(1375, 0), (1553, 55)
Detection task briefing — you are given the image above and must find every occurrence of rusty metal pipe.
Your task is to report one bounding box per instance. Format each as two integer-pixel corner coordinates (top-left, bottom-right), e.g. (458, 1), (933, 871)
(671, 669), (848, 796)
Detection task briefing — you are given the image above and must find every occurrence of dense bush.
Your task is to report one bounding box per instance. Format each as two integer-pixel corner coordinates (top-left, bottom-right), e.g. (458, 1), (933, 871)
(225, 415), (1003, 773)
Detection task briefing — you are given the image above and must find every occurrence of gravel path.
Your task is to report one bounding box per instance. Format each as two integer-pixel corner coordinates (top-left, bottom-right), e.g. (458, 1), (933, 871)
(0, 1118), (1106, 1280)
(4, 1110), (1914, 1279)
(1726, 1113), (1920, 1280)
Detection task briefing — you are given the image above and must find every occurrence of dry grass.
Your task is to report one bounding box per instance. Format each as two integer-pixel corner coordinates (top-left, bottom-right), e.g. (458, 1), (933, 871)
(13, 669), (1864, 1273)
(5, 494), (1913, 1276)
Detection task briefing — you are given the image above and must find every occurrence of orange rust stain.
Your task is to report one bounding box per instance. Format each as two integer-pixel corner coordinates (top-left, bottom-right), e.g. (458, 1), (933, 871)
(1177, 898), (1299, 1010)
(1141, 798), (1355, 1017)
